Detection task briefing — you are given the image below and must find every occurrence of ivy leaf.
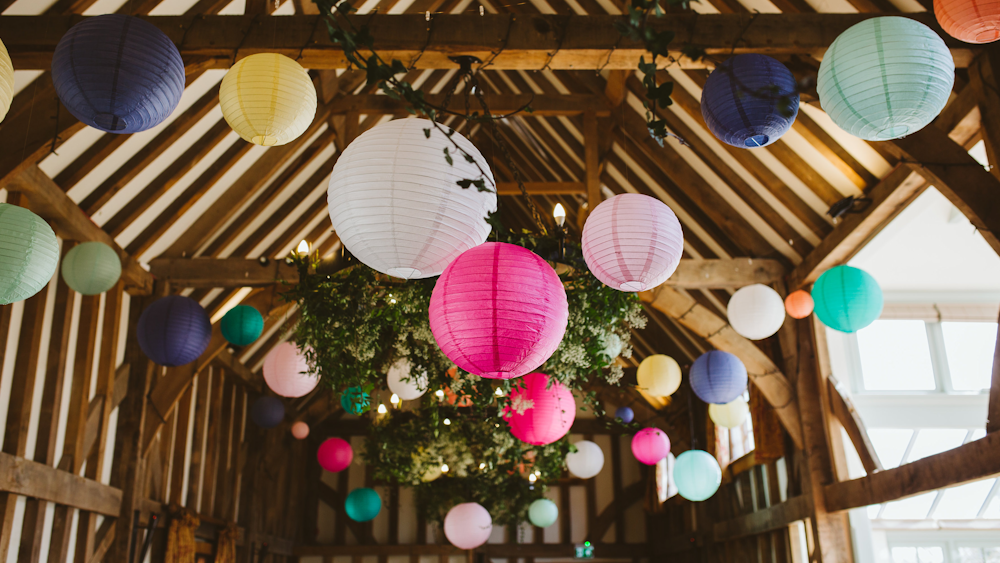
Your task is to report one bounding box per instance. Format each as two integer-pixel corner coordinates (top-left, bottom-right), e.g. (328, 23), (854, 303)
(423, 128), (431, 139)
(443, 147), (453, 166)
(680, 44), (707, 62)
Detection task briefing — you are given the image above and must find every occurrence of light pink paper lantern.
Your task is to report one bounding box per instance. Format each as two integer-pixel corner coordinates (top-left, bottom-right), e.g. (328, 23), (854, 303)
(317, 437), (353, 472)
(504, 372), (576, 445)
(444, 502), (493, 549)
(631, 427), (670, 465)
(291, 421), (310, 440)
(263, 341), (318, 398)
(582, 193), (684, 292)
(429, 242), (568, 379)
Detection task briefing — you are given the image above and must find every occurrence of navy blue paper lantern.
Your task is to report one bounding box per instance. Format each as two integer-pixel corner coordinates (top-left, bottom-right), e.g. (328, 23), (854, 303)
(701, 54), (799, 148)
(251, 396), (285, 429)
(615, 407), (634, 424)
(689, 350), (748, 405)
(137, 295), (211, 367)
(52, 14), (184, 134)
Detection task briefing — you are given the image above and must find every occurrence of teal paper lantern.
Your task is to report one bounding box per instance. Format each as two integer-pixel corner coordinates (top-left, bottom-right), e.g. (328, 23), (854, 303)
(812, 265), (883, 333)
(61, 241), (121, 295)
(0, 203), (58, 305)
(220, 305), (264, 346)
(345, 488), (381, 522)
(673, 450), (721, 502)
(341, 386), (370, 415)
(528, 498), (559, 528)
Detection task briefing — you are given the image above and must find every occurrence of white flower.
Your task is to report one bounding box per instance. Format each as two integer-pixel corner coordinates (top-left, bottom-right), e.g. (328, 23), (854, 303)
(509, 395), (535, 415)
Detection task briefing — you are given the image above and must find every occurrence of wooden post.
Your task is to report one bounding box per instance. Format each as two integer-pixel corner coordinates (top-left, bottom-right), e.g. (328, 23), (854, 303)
(989, 307), (1000, 434)
(584, 111), (601, 219)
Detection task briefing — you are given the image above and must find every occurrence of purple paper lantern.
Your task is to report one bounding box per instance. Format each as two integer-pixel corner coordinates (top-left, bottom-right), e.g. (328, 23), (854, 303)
(504, 372), (576, 445)
(615, 406), (635, 423)
(429, 242), (568, 379)
(690, 350), (748, 405)
(137, 295), (211, 367)
(701, 54), (799, 148)
(631, 427), (671, 465)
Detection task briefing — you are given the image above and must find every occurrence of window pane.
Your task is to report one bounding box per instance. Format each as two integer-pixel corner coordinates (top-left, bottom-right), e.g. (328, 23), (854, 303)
(868, 429), (914, 469)
(880, 492), (937, 519)
(918, 547), (944, 563)
(893, 547), (918, 563)
(906, 429), (968, 463)
(982, 494), (1000, 519)
(942, 322), (997, 391)
(984, 547), (1000, 563)
(957, 548), (985, 563)
(857, 320), (937, 391)
(930, 479), (995, 519)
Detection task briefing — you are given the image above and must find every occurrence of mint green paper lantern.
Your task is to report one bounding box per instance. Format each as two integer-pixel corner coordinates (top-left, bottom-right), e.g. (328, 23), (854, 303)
(528, 498), (558, 528)
(61, 241), (121, 295)
(812, 265), (883, 333)
(220, 305), (264, 346)
(0, 203), (58, 305)
(673, 450), (721, 502)
(345, 487), (381, 522)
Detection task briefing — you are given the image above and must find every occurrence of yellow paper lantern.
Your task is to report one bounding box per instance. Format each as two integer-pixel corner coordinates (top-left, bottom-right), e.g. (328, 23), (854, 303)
(637, 354), (682, 397)
(219, 53), (317, 146)
(0, 39), (14, 123)
(708, 398), (749, 428)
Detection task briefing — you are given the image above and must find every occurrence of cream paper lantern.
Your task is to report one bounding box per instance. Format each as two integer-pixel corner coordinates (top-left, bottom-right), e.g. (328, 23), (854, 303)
(726, 284), (785, 340)
(637, 354), (682, 397)
(566, 440), (605, 479)
(220, 53), (317, 146)
(0, 39), (13, 123)
(386, 358), (428, 401)
(709, 398), (750, 428)
(327, 118), (497, 279)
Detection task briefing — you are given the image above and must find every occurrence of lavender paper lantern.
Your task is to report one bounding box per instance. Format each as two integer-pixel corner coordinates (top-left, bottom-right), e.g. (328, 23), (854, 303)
(701, 54), (799, 148)
(615, 406), (634, 423)
(631, 427), (671, 465)
(582, 194), (684, 292)
(318, 437), (353, 472)
(690, 350), (748, 405)
(429, 242), (568, 379)
(250, 396), (285, 429)
(52, 15), (184, 134)
(444, 503), (493, 549)
(263, 342), (318, 398)
(137, 295), (211, 367)
(505, 372), (576, 446)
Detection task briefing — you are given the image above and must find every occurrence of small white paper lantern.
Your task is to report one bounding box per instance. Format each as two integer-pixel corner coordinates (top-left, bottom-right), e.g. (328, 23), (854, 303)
(726, 284), (785, 340)
(386, 358), (428, 401)
(709, 398), (750, 428)
(566, 440), (605, 479)
(327, 118), (497, 279)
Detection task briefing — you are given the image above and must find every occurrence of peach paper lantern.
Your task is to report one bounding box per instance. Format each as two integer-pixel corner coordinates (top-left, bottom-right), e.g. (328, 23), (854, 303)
(504, 372), (576, 445)
(291, 421), (310, 440)
(785, 290), (814, 319)
(935, 0), (1000, 43)
(263, 342), (318, 398)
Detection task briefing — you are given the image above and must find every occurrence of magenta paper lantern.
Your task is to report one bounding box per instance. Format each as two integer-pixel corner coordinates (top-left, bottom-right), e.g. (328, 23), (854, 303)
(291, 421), (310, 440)
(504, 372), (576, 445)
(582, 193), (684, 292)
(429, 242), (568, 379)
(444, 502), (493, 549)
(631, 427), (671, 465)
(317, 437), (353, 472)
(263, 341), (318, 398)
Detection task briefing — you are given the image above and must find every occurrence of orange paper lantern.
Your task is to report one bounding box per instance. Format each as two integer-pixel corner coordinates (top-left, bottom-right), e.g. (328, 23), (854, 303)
(935, 0), (1000, 43)
(785, 290), (814, 319)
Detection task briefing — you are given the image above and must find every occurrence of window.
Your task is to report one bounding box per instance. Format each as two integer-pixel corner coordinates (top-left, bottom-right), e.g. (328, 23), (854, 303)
(857, 320), (937, 391)
(941, 322), (996, 392)
(887, 536), (1000, 563)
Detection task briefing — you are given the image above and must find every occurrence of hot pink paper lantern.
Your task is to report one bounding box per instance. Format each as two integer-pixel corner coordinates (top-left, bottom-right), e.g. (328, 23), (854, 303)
(263, 341), (318, 398)
(317, 437), (353, 472)
(291, 421), (310, 440)
(504, 372), (576, 445)
(582, 193), (684, 292)
(631, 427), (670, 465)
(444, 502), (493, 549)
(429, 242), (568, 379)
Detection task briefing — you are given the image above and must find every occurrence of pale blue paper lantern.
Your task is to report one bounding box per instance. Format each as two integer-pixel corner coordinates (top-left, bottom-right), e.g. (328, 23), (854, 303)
(528, 498), (559, 528)
(0, 203), (58, 305)
(673, 450), (722, 502)
(61, 241), (121, 295)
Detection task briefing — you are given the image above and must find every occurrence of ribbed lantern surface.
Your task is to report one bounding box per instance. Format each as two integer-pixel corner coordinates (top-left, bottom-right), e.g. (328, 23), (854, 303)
(701, 54), (799, 148)
(0, 204), (59, 305)
(429, 242), (568, 379)
(505, 372), (576, 445)
(220, 304), (264, 346)
(137, 295), (212, 367)
(817, 17), (954, 141)
(689, 350), (748, 405)
(328, 118), (497, 279)
(52, 15), (184, 134)
(219, 53), (317, 146)
(582, 193), (683, 292)
(0, 39), (14, 123)
(812, 265), (884, 333)
(726, 283), (786, 340)
(263, 341), (318, 398)
(61, 241), (121, 296)
(631, 427), (671, 465)
(935, 0), (1000, 43)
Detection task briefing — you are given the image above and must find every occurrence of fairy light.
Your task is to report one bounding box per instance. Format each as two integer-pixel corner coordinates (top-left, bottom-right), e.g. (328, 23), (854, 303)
(390, 393), (400, 405)
(441, 464), (450, 473)
(534, 470), (541, 477)
(443, 418), (451, 426)
(435, 389), (445, 399)
(377, 403), (387, 414)
(479, 463), (486, 470)
(296, 239), (310, 256)
(494, 387), (503, 397)
(388, 293), (397, 305)
(528, 473), (537, 483)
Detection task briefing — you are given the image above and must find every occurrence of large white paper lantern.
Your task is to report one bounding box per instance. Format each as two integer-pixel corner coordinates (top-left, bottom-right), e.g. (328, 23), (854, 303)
(220, 53), (317, 146)
(386, 358), (428, 401)
(726, 284), (785, 340)
(566, 440), (605, 479)
(817, 17), (954, 141)
(327, 118), (497, 279)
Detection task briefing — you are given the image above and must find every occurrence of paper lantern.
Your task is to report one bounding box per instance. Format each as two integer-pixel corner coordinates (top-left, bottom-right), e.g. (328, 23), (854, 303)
(386, 358), (428, 401)
(785, 290), (814, 319)
(250, 396), (284, 429)
(631, 427), (671, 465)
(327, 118), (497, 279)
(637, 354), (682, 397)
(318, 437), (353, 472)
(812, 265), (883, 333)
(429, 243), (568, 379)
(344, 488), (381, 522)
(60, 241), (121, 296)
(220, 53), (317, 146)
(690, 351), (748, 405)
(709, 398), (749, 428)
(674, 450), (722, 501)
(582, 193), (684, 292)
(727, 284), (785, 340)
(341, 386), (370, 415)
(701, 54), (799, 148)
(52, 15), (184, 133)
(291, 421), (310, 440)
(566, 440), (605, 479)
(615, 406), (634, 423)
(0, 203), (58, 305)
(935, 0), (1000, 43)
(528, 499), (559, 528)
(263, 342), (317, 398)
(504, 372), (576, 446)
(817, 17), (954, 141)
(444, 503), (493, 549)
(221, 304), (263, 346)
(137, 295), (211, 367)
(0, 39), (13, 123)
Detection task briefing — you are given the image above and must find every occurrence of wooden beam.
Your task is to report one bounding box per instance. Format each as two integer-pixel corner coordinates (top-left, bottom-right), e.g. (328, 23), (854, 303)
(0, 452), (121, 517)
(584, 111), (601, 217)
(295, 544), (650, 557)
(990, 307), (1000, 433)
(0, 14), (976, 71)
(331, 93), (610, 115)
(827, 378), (883, 474)
(497, 181), (586, 196)
(712, 496), (810, 542)
(668, 258), (785, 288)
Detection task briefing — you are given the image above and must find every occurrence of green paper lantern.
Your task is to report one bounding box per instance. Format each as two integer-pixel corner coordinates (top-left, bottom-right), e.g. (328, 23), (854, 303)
(673, 450), (722, 502)
(528, 498), (558, 528)
(341, 386), (370, 415)
(345, 487), (381, 522)
(61, 241), (121, 295)
(812, 265), (883, 333)
(0, 203), (58, 305)
(220, 304), (264, 346)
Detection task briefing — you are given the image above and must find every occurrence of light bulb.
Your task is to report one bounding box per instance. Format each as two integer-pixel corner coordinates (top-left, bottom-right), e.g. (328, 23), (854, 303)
(435, 389), (445, 399)
(296, 239), (310, 256)
(377, 403), (387, 414)
(479, 463), (486, 470)
(441, 464), (449, 473)
(534, 470), (541, 477)
(528, 473), (537, 483)
(390, 393), (399, 405)
(494, 387), (503, 397)
(443, 418), (451, 425)
(553, 203), (566, 227)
